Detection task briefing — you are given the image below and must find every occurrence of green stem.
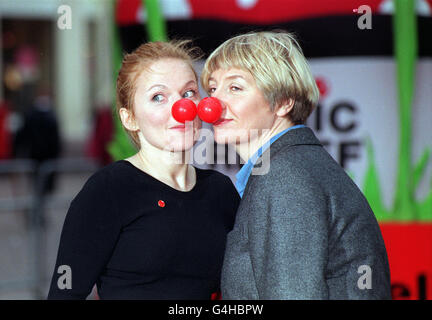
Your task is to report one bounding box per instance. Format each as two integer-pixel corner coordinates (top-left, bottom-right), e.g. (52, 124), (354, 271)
(144, 0), (168, 42)
(393, 0), (417, 220)
(108, 0), (136, 160)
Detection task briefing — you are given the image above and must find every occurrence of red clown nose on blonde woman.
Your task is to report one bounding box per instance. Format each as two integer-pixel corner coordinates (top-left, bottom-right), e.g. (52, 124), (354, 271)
(197, 97), (223, 123)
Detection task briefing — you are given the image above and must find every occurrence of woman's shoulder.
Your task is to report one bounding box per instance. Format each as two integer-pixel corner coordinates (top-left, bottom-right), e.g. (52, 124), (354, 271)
(195, 167), (240, 223)
(85, 160), (126, 182)
(195, 166), (232, 182)
(195, 166), (238, 192)
(77, 160), (134, 196)
(70, 160), (141, 210)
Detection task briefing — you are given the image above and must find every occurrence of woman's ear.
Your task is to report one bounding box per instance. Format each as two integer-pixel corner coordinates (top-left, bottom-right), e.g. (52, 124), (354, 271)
(119, 107), (139, 131)
(275, 98), (295, 117)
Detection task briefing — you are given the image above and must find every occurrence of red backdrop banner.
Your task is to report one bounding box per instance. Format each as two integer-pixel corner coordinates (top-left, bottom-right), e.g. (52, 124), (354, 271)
(380, 223), (432, 300)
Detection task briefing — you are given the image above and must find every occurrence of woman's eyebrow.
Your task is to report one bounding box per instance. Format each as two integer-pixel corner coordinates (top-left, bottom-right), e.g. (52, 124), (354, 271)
(147, 84), (167, 92)
(182, 80), (198, 89)
(225, 75), (246, 81)
(208, 75), (245, 83)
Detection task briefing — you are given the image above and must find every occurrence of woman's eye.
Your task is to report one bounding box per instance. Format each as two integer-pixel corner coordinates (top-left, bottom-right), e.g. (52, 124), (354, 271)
(231, 85), (241, 92)
(182, 90), (195, 98)
(152, 94), (164, 103)
(208, 87), (216, 94)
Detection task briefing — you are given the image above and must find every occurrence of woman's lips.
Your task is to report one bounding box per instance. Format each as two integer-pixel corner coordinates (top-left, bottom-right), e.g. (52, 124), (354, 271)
(170, 125), (186, 131)
(213, 118), (233, 126)
(169, 124), (197, 132)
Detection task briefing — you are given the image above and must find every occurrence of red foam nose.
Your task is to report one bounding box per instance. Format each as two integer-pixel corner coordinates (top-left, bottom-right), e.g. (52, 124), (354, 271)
(171, 99), (197, 123)
(197, 97), (223, 123)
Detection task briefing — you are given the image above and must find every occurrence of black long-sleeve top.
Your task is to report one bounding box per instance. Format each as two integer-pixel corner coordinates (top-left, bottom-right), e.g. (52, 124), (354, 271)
(47, 160), (240, 299)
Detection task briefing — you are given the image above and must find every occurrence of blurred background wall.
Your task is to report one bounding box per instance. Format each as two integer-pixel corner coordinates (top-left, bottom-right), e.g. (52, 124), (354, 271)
(0, 0), (115, 299)
(1, 0), (113, 148)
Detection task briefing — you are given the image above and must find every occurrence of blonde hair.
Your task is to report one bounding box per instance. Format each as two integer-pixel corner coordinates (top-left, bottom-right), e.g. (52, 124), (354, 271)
(116, 40), (202, 147)
(201, 31), (319, 124)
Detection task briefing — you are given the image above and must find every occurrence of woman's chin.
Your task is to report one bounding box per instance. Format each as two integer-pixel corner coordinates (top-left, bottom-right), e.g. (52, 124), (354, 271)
(164, 140), (195, 153)
(214, 129), (247, 146)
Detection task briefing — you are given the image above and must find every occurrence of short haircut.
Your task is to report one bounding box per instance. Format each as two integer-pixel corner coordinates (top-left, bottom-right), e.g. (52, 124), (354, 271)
(116, 40), (202, 147)
(201, 31), (319, 124)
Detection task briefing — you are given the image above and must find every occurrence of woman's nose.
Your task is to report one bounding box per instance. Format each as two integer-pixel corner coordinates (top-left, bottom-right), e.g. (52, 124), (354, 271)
(211, 88), (221, 100)
(211, 90), (227, 111)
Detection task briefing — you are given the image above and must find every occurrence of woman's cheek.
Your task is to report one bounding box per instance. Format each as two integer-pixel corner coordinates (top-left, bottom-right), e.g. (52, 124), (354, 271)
(144, 106), (171, 126)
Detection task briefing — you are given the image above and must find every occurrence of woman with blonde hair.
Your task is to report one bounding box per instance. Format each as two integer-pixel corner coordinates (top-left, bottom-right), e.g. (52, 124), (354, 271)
(201, 31), (391, 299)
(48, 40), (239, 299)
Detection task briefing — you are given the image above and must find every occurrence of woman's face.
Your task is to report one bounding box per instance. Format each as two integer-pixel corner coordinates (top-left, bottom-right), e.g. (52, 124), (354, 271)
(207, 67), (276, 145)
(128, 58), (202, 152)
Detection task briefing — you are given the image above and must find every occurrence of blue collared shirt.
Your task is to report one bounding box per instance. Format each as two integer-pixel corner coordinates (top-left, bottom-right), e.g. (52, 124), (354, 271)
(235, 125), (306, 197)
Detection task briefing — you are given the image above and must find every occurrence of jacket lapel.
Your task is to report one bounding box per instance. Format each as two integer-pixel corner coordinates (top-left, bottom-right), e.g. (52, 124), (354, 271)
(267, 127), (322, 159)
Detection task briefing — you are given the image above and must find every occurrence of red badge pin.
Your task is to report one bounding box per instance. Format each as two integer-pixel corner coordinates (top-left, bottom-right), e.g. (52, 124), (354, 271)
(158, 200), (165, 208)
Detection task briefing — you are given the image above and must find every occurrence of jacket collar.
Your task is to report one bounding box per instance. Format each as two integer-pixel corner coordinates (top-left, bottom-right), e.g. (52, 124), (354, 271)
(264, 126), (322, 159)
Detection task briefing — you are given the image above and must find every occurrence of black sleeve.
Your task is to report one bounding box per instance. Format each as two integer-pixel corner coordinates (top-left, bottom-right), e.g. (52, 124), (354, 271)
(47, 170), (121, 299)
(221, 175), (240, 231)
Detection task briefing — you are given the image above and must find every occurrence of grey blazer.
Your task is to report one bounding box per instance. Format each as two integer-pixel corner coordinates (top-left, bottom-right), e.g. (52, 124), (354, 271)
(221, 127), (391, 299)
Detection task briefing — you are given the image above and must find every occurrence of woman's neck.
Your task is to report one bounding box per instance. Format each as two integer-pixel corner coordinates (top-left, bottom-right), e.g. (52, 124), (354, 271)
(235, 118), (294, 162)
(127, 144), (196, 192)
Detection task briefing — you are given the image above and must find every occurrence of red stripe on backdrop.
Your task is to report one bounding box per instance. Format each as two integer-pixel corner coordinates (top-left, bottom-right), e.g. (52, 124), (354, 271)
(115, 0), (431, 26)
(116, 0), (142, 26)
(188, 0), (386, 24)
(379, 223), (432, 300)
